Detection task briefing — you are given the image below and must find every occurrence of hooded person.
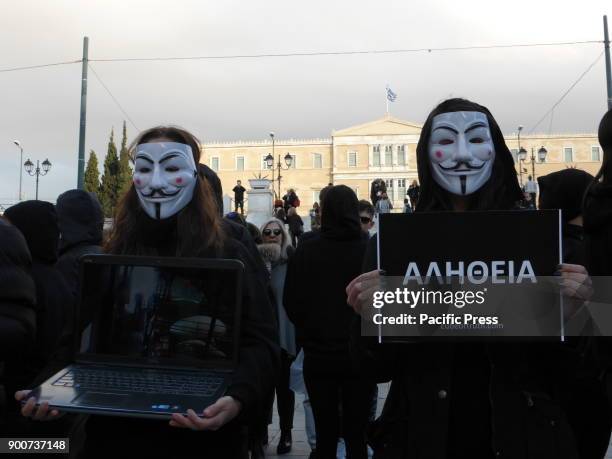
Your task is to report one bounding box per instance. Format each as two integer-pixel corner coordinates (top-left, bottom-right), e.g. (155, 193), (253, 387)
(3, 201), (71, 370)
(0, 217), (37, 423)
(16, 126), (280, 459)
(584, 108), (612, 276)
(284, 185), (373, 459)
(55, 189), (104, 314)
(538, 169), (594, 265)
(346, 98), (604, 459)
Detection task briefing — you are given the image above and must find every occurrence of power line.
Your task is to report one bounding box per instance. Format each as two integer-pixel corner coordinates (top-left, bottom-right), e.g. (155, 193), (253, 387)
(0, 40), (601, 73)
(528, 51), (604, 134)
(0, 60), (80, 73)
(88, 40), (602, 62)
(88, 63), (140, 132)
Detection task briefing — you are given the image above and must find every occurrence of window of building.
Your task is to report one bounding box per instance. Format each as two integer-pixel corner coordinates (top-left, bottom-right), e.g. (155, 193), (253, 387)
(564, 147), (573, 163)
(313, 153), (322, 169)
(236, 156), (245, 171)
(397, 145), (406, 165)
(385, 145), (393, 165)
(288, 154), (297, 169)
(592, 146), (601, 161)
(348, 151), (357, 167)
(312, 189), (321, 205)
(211, 156), (219, 172)
(384, 179), (394, 200)
(397, 178), (406, 198)
(373, 145), (381, 166)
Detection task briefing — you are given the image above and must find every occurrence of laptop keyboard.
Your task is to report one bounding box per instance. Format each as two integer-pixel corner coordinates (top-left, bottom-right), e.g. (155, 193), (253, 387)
(52, 368), (224, 397)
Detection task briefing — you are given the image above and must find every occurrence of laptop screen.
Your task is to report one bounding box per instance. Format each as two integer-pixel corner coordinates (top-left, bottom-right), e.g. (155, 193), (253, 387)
(78, 256), (242, 369)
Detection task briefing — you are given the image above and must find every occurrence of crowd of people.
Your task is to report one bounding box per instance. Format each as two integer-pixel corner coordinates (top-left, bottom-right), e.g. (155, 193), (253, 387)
(0, 100), (611, 459)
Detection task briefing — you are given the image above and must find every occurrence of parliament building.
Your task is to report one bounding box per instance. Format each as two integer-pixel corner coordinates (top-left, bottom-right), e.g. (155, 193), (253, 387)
(201, 114), (603, 211)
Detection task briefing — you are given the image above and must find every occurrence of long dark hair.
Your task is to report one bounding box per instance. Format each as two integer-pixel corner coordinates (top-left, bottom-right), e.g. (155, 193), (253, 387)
(415, 98), (522, 211)
(105, 126), (224, 256)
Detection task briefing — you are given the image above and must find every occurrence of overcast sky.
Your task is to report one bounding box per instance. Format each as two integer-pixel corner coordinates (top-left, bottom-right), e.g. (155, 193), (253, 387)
(0, 0), (609, 202)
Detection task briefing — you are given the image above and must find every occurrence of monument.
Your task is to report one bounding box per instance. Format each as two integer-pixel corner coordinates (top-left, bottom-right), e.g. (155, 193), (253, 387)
(245, 177), (274, 230)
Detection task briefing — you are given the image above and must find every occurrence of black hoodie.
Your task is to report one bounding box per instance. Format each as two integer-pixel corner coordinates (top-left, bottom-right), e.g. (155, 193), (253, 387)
(56, 189), (104, 310)
(4, 201), (70, 361)
(284, 185), (367, 359)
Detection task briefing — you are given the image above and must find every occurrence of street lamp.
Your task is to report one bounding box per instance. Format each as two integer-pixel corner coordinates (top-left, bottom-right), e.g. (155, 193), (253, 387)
(24, 158), (52, 200)
(13, 140), (23, 201)
(264, 150), (294, 201)
(518, 146), (547, 187)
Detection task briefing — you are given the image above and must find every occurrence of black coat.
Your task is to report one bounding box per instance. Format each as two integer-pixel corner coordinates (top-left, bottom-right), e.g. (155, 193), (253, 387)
(4, 202), (71, 362)
(584, 182), (612, 276)
(284, 231), (367, 361)
(356, 237), (611, 459)
(0, 219), (37, 402)
(56, 189), (104, 319)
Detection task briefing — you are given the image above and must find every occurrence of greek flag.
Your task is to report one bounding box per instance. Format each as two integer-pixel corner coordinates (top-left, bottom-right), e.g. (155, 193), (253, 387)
(386, 86), (397, 102)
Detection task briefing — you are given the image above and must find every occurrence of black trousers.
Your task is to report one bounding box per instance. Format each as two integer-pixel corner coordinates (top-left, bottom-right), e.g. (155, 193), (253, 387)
(235, 200), (244, 214)
(304, 353), (373, 459)
(277, 349), (295, 432)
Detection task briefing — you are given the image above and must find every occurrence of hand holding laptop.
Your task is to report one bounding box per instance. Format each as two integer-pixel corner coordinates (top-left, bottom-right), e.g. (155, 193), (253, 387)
(15, 391), (62, 421)
(16, 389), (241, 431)
(169, 395), (241, 430)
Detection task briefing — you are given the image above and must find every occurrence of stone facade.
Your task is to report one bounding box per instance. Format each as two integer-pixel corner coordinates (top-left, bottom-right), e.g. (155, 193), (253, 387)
(201, 115), (602, 211)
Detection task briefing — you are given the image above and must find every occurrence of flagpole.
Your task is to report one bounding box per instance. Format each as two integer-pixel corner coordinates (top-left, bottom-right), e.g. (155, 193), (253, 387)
(385, 85), (389, 115)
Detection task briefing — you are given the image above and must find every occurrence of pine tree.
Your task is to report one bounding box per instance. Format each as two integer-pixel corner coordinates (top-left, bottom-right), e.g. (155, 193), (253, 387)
(83, 150), (100, 194)
(99, 128), (120, 217)
(117, 121), (133, 196)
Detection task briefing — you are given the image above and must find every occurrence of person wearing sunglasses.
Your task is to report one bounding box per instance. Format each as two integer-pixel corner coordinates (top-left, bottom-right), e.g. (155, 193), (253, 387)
(257, 218), (296, 456)
(358, 200), (375, 236)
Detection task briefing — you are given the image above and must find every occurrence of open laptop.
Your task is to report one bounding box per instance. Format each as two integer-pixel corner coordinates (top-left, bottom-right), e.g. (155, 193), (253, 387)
(26, 254), (243, 419)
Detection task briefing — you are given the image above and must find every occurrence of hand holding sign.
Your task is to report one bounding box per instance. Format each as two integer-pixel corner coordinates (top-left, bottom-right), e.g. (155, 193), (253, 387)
(346, 270), (384, 315)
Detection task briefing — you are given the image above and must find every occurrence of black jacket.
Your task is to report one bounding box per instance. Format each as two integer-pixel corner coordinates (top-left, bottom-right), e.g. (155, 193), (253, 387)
(284, 232), (367, 360)
(584, 182), (612, 276)
(356, 237), (609, 459)
(56, 189), (104, 316)
(4, 202), (71, 362)
(0, 219), (36, 358)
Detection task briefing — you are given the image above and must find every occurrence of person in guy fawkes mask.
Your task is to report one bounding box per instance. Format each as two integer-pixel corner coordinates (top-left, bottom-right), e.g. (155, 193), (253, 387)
(346, 99), (603, 459)
(16, 126), (279, 459)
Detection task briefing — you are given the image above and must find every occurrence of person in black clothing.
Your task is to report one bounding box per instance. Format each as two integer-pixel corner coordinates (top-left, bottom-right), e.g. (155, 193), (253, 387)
(346, 98), (600, 459)
(538, 168), (612, 459)
(538, 169), (594, 265)
(282, 189), (299, 212)
(284, 185), (373, 459)
(4, 202), (71, 382)
(407, 179), (420, 211)
(17, 126), (279, 459)
(584, 108), (612, 277)
(0, 218), (37, 428)
(233, 180), (247, 215)
(286, 207), (304, 247)
(370, 179), (386, 207)
(55, 189), (104, 315)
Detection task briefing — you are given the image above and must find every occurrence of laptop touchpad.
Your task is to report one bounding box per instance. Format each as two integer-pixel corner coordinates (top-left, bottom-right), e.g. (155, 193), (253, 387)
(73, 392), (130, 406)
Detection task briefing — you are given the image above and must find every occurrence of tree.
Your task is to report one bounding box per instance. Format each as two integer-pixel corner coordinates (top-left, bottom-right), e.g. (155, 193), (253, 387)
(117, 121), (133, 196)
(99, 128), (120, 217)
(84, 150), (100, 194)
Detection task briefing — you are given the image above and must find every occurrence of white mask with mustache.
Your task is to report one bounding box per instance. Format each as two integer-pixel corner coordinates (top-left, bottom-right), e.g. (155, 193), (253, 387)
(428, 111), (495, 196)
(133, 142), (198, 220)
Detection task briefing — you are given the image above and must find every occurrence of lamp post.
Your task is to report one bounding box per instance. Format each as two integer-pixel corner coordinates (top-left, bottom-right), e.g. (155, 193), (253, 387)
(517, 146), (547, 186)
(24, 158), (52, 200)
(268, 132), (276, 199)
(264, 151), (293, 203)
(13, 140), (23, 201)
